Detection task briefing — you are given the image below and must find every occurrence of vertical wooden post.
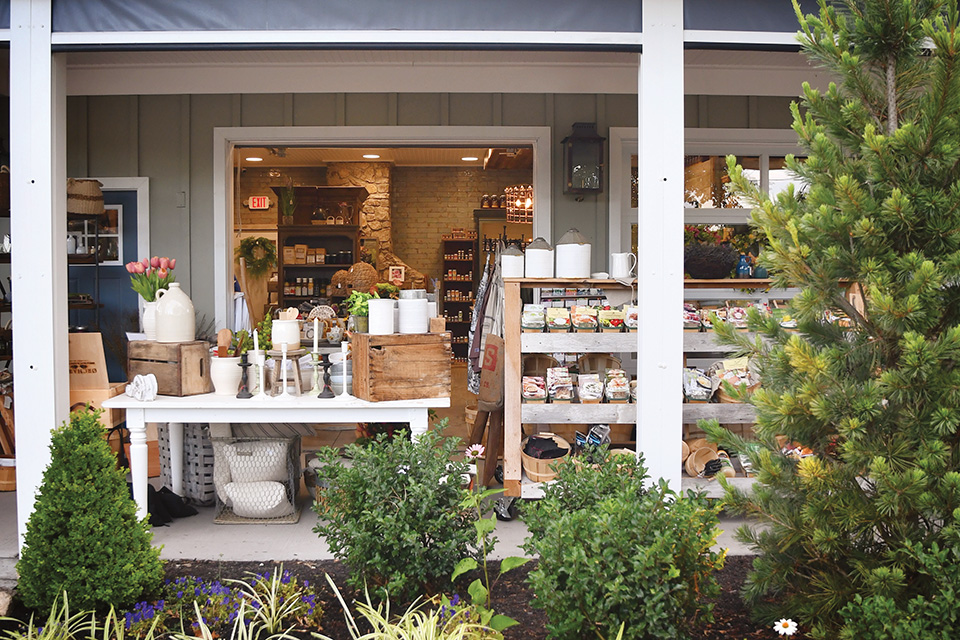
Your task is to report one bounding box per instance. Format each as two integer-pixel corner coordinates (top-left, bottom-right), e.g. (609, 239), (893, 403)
(11, 0), (70, 545)
(637, 0), (684, 490)
(503, 279), (522, 496)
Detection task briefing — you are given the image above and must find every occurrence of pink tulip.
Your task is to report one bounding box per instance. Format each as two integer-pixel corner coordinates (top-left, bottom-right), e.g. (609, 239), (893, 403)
(169, 258), (176, 270)
(125, 262), (135, 274)
(159, 257), (170, 269)
(151, 256), (160, 268)
(157, 267), (169, 279)
(134, 262), (146, 274)
(141, 258), (150, 271)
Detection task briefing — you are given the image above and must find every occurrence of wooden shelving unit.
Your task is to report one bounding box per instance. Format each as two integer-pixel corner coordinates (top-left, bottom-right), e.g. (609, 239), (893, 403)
(272, 186), (368, 309)
(502, 277), (784, 500)
(503, 278), (638, 498)
(441, 237), (476, 361)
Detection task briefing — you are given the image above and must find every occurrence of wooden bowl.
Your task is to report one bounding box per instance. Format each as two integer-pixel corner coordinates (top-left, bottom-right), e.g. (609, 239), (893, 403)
(685, 446), (719, 477)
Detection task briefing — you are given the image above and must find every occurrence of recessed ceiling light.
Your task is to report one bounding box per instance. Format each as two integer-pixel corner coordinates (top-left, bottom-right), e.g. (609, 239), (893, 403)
(245, 156), (263, 162)
(461, 156), (479, 162)
(363, 154), (381, 159)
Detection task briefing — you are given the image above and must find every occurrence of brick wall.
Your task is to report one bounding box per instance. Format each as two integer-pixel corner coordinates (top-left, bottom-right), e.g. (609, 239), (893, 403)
(392, 167), (532, 280)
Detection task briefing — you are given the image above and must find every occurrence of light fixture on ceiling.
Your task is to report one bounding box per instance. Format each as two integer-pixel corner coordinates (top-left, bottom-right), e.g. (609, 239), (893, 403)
(363, 154), (381, 159)
(461, 156), (479, 162)
(505, 184), (534, 224)
(245, 156), (264, 162)
(268, 168), (282, 178)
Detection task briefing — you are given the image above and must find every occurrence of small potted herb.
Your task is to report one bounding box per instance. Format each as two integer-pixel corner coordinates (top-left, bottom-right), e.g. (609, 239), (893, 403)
(344, 290), (377, 333)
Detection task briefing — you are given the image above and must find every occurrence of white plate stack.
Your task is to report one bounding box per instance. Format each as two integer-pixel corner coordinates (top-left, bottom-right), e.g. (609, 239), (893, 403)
(398, 298), (429, 334)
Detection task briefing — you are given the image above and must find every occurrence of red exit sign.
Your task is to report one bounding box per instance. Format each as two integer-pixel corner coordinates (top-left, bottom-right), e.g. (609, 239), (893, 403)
(246, 195), (271, 210)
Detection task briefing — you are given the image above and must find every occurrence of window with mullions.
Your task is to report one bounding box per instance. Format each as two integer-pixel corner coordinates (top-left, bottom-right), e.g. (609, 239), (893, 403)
(67, 205), (122, 265)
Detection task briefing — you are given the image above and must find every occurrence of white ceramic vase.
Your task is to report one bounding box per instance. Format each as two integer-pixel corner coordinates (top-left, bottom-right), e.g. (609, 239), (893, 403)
(155, 282), (196, 343)
(210, 356), (242, 396)
(141, 299), (158, 340)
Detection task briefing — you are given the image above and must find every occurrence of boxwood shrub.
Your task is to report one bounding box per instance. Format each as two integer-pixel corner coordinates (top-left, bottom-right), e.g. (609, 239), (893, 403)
(313, 420), (486, 601)
(523, 449), (724, 640)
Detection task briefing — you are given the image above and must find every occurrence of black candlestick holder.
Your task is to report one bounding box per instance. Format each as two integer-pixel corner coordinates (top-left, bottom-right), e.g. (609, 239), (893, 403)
(318, 353), (336, 399)
(236, 352), (253, 399)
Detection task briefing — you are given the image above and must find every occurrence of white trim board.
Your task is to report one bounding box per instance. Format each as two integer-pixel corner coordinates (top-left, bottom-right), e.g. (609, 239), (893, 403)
(212, 125), (553, 330)
(53, 29), (643, 48)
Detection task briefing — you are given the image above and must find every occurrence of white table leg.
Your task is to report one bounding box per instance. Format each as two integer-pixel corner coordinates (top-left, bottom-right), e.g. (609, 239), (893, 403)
(126, 408), (149, 522)
(409, 409), (429, 440)
(168, 422), (184, 496)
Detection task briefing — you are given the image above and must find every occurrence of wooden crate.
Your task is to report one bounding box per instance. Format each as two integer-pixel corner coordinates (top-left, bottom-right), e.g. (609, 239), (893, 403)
(128, 340), (212, 397)
(352, 333), (452, 402)
(70, 382), (126, 427)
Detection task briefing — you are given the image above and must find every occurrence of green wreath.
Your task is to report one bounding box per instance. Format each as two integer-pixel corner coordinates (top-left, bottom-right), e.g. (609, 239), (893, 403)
(235, 236), (277, 278)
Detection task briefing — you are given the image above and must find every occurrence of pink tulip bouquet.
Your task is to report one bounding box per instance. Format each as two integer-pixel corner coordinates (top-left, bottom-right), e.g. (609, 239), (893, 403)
(125, 256), (176, 302)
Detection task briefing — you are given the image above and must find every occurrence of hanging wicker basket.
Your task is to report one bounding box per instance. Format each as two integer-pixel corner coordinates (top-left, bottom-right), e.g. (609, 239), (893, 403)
(66, 178), (104, 216)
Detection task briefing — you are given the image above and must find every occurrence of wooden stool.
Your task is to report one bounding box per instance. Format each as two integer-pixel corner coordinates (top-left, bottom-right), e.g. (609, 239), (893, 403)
(267, 348), (306, 396)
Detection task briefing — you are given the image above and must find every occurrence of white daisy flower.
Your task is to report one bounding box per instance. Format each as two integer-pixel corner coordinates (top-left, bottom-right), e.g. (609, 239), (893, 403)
(773, 618), (798, 636)
(465, 444), (485, 460)
(397, 465), (410, 475)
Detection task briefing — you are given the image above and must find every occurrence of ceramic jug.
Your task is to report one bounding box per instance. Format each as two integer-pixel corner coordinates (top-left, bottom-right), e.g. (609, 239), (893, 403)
(155, 282), (196, 342)
(610, 252), (637, 279)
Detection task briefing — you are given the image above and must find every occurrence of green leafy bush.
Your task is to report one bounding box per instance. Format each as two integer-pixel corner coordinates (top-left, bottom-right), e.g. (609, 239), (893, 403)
(313, 421), (486, 601)
(523, 450), (724, 640)
(837, 537), (960, 640)
(16, 409), (163, 613)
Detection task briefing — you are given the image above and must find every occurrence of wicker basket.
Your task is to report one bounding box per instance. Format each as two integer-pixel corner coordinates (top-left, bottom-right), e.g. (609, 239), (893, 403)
(347, 262), (378, 292)
(685, 438), (717, 454)
(330, 269), (351, 290)
(681, 440), (690, 463)
(717, 381), (761, 403)
(520, 433), (570, 483)
(685, 446), (719, 477)
(66, 178), (104, 216)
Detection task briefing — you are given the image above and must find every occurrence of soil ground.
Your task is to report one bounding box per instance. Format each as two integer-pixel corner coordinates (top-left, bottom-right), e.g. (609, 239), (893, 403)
(153, 556), (807, 639)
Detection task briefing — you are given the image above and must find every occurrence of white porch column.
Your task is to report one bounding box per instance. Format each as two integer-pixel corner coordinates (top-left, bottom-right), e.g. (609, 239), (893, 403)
(637, 0), (684, 489)
(11, 0), (70, 546)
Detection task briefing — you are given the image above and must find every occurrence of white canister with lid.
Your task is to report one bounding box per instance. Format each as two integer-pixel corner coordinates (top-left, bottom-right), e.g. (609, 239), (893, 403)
(555, 228), (592, 279)
(500, 243), (525, 278)
(524, 237), (554, 278)
(155, 282), (196, 343)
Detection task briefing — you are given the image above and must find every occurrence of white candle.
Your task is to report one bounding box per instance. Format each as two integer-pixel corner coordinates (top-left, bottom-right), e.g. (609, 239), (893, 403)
(313, 318), (319, 353)
(253, 329), (260, 355)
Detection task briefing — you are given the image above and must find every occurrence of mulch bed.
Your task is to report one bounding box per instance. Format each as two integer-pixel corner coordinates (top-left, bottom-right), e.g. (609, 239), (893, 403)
(156, 556), (806, 639)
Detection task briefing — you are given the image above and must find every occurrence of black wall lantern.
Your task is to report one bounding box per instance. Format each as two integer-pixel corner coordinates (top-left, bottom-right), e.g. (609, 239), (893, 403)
(562, 122), (606, 195)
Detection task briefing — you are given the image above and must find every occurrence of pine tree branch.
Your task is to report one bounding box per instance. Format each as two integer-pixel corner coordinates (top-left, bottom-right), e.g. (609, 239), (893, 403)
(887, 52), (898, 135)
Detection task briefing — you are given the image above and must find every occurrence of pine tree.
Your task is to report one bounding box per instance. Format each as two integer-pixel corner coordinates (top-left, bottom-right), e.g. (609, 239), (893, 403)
(702, 1), (960, 637)
(17, 409), (163, 612)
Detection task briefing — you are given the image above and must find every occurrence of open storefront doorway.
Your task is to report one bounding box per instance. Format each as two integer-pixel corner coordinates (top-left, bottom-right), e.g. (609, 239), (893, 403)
(212, 126), (552, 330)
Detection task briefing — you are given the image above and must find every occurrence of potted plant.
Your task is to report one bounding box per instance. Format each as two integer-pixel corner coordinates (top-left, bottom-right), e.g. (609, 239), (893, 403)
(279, 182), (297, 226)
(124, 256), (177, 340)
(344, 290), (377, 333)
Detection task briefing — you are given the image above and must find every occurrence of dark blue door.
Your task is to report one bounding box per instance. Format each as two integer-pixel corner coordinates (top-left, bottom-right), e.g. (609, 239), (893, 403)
(68, 190), (140, 382)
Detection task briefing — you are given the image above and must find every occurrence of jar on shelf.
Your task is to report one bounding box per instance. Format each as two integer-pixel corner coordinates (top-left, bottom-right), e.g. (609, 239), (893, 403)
(481, 194), (491, 209)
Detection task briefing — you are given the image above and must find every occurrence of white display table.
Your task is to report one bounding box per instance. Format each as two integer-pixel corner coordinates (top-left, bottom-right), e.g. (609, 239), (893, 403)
(102, 393), (450, 521)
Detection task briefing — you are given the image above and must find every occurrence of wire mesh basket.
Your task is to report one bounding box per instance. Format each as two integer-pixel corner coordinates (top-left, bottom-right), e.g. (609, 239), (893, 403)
(210, 435), (302, 524)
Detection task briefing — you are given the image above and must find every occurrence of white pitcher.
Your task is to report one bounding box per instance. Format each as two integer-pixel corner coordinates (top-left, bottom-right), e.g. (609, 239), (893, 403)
(155, 282), (196, 343)
(610, 252), (637, 279)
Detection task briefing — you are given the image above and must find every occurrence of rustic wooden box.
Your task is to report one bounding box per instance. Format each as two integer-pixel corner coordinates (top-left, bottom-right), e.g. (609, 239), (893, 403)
(127, 340), (212, 397)
(352, 332), (452, 402)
